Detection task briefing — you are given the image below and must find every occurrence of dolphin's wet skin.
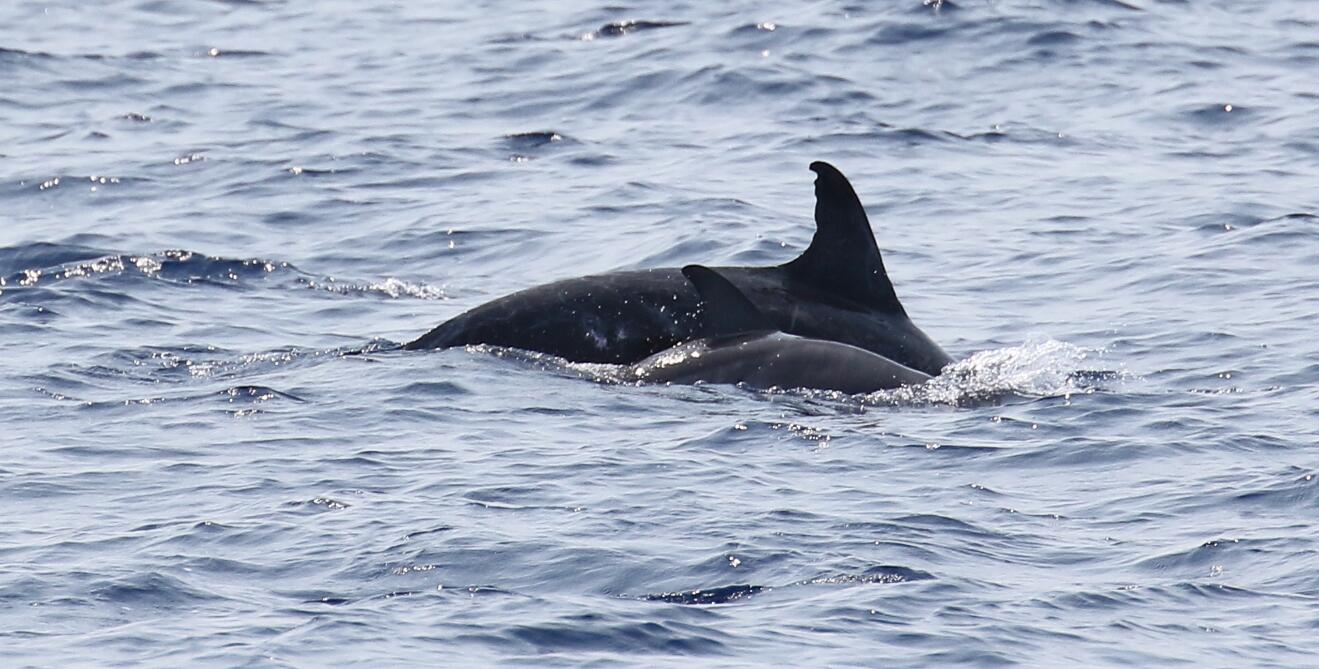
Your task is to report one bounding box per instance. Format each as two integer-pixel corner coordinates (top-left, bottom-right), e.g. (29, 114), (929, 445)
(406, 161), (952, 389)
(9, 2), (1316, 666)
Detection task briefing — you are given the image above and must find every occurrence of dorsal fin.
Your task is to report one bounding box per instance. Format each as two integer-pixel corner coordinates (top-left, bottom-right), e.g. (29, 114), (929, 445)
(681, 265), (775, 336)
(783, 161), (905, 314)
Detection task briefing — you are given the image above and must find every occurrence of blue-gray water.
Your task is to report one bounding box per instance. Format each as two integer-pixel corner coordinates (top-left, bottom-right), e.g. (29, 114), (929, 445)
(3, 1), (1317, 666)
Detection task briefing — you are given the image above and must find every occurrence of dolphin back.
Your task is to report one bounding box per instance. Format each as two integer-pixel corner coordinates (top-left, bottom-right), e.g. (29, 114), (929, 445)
(404, 162), (954, 376)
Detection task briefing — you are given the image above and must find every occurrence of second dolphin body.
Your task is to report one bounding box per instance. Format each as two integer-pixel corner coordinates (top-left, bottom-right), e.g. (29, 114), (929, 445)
(629, 265), (930, 393)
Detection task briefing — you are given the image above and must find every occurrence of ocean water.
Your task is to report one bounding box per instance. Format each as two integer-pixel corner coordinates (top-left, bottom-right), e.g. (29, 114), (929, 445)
(3, 0), (1317, 666)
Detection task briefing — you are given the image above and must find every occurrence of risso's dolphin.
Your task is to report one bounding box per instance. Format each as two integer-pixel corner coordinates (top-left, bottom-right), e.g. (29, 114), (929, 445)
(405, 161), (952, 377)
(629, 265), (930, 393)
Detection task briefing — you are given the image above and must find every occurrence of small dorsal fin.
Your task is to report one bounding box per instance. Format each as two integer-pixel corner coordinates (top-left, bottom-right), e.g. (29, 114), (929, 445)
(783, 161), (905, 314)
(681, 265), (775, 336)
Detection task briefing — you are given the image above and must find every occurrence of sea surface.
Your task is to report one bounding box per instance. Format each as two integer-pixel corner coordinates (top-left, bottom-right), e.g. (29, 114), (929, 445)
(3, 1), (1317, 666)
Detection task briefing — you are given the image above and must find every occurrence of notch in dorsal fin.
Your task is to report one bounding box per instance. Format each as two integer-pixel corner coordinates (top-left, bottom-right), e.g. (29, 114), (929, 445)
(682, 264), (775, 336)
(783, 161), (905, 314)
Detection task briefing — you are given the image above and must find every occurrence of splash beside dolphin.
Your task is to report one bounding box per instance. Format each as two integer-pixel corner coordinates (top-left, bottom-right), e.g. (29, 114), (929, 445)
(630, 265), (930, 393)
(405, 161), (952, 377)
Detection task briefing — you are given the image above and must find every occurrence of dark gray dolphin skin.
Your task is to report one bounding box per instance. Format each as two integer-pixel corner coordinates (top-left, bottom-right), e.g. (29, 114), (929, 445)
(630, 265), (931, 393)
(404, 161), (953, 376)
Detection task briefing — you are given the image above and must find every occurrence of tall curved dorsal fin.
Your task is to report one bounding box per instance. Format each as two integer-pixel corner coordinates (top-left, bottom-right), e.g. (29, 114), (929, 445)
(783, 161), (904, 314)
(681, 265), (775, 336)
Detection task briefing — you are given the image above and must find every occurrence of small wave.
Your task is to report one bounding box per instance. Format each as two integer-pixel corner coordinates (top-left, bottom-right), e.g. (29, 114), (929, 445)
(951, 123), (1075, 145)
(504, 131), (570, 149)
(642, 584), (764, 605)
(728, 22), (783, 38)
(462, 483), (584, 513)
(220, 385), (306, 403)
(867, 23), (951, 46)
(1231, 469), (1318, 509)
(1181, 102), (1256, 126)
(1027, 30), (1082, 47)
(790, 122), (1072, 150)
(489, 618), (727, 654)
(53, 383), (305, 413)
(639, 565), (930, 607)
(918, 0), (961, 12)
(286, 496), (353, 512)
(581, 20), (689, 41)
(32, 344), (389, 411)
(284, 166), (345, 177)
(155, 344), (382, 381)
(0, 248), (286, 297)
(802, 565), (935, 586)
(0, 46), (163, 62)
(1192, 211), (1317, 246)
(489, 31), (546, 44)
(296, 276), (447, 300)
(202, 47), (272, 58)
(18, 174), (128, 194)
(501, 131), (574, 162)
(870, 337), (1122, 407)
(1089, 0), (1143, 11)
(0, 241), (110, 275)
(90, 571), (213, 607)
(0, 245), (446, 302)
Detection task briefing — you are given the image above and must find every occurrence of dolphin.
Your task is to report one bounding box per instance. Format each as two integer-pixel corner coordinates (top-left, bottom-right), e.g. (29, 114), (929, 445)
(630, 265), (931, 393)
(404, 161), (952, 377)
